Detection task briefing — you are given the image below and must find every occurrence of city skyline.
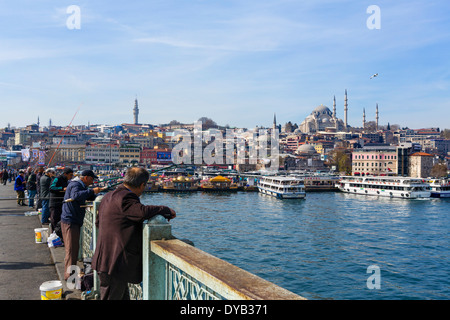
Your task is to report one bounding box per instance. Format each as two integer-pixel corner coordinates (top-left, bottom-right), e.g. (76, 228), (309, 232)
(1, 1), (449, 129)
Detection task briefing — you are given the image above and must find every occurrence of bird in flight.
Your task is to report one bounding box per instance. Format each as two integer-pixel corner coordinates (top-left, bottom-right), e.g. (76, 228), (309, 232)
(370, 73), (378, 79)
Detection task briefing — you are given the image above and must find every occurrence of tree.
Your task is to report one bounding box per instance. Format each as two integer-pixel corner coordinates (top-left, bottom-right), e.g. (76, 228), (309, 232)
(431, 162), (448, 178)
(328, 149), (352, 174)
(198, 117), (217, 130)
(440, 129), (450, 139)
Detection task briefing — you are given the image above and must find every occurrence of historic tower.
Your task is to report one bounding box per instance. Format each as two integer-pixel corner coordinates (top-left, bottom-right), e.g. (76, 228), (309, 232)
(344, 89), (348, 131)
(376, 103), (379, 131)
(133, 98), (139, 125)
(363, 108), (366, 130)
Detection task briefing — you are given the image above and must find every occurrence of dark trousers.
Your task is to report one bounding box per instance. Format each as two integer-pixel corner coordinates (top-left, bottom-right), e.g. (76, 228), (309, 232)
(98, 273), (130, 300)
(61, 221), (80, 281)
(50, 206), (62, 232)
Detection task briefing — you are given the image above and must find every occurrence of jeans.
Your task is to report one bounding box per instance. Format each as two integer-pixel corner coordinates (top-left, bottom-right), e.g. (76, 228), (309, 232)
(41, 199), (50, 223)
(28, 189), (37, 207)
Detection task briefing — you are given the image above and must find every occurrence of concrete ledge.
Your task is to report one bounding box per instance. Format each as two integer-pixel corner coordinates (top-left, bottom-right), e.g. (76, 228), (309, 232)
(151, 239), (306, 300)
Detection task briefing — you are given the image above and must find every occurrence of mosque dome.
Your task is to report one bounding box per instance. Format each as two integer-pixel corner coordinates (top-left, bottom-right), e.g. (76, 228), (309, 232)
(312, 105), (332, 116)
(296, 144), (316, 154)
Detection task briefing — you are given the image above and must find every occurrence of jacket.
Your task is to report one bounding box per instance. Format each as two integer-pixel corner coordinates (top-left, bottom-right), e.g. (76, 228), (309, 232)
(91, 184), (173, 283)
(27, 173), (37, 191)
(14, 175), (25, 191)
(49, 174), (69, 208)
(40, 174), (53, 199)
(61, 177), (96, 226)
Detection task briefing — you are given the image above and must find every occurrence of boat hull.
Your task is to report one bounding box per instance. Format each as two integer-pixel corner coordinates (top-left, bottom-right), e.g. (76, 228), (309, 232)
(258, 187), (306, 199)
(337, 186), (430, 199)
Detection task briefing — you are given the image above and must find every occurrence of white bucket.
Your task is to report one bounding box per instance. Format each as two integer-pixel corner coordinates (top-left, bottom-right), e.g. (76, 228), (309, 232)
(40, 280), (63, 300)
(34, 228), (48, 244)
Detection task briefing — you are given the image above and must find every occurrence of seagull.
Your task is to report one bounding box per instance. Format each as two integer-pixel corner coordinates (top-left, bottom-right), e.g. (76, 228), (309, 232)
(370, 73), (379, 79)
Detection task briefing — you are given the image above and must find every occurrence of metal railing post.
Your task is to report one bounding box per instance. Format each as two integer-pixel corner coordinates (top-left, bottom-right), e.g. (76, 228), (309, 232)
(142, 215), (173, 300)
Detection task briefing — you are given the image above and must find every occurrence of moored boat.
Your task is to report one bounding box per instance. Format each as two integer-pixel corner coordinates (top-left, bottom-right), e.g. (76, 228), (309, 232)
(427, 178), (450, 198)
(336, 176), (431, 199)
(200, 175), (239, 192)
(162, 175), (198, 192)
(258, 176), (306, 199)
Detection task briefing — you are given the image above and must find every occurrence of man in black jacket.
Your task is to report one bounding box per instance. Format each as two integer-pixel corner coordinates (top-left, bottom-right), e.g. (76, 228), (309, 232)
(50, 167), (74, 234)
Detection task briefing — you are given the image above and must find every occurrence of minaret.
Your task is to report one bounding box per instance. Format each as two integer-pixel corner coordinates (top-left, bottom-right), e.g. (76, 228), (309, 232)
(273, 113), (277, 131)
(344, 89), (348, 131)
(133, 98), (139, 125)
(333, 95), (336, 119)
(376, 103), (379, 131)
(363, 108), (366, 130)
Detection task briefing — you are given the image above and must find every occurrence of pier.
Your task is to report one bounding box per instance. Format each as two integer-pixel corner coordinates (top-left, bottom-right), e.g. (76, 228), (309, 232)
(0, 183), (305, 300)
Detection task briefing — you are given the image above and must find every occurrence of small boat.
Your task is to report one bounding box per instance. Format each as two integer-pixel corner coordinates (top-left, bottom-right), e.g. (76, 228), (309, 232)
(336, 176), (431, 199)
(257, 176), (306, 199)
(162, 176), (198, 192)
(200, 175), (239, 192)
(428, 178), (450, 198)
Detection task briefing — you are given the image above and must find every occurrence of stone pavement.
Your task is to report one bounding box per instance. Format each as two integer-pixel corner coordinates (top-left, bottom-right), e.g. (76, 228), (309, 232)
(0, 182), (81, 300)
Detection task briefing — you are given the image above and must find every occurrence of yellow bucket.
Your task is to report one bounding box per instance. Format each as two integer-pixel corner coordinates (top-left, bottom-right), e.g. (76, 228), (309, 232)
(40, 281), (63, 300)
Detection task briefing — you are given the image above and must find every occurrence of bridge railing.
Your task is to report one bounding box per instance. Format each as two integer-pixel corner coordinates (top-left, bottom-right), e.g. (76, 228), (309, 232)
(79, 195), (305, 300)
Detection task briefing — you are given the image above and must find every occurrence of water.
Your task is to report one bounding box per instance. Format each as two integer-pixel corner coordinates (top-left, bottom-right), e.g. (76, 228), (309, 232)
(141, 191), (450, 300)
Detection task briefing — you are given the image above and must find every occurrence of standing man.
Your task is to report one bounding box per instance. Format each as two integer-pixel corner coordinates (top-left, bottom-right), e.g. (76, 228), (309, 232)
(92, 167), (176, 300)
(61, 170), (103, 281)
(26, 168), (38, 208)
(35, 166), (45, 210)
(14, 169), (26, 206)
(1, 169), (8, 185)
(40, 168), (56, 224)
(50, 167), (74, 233)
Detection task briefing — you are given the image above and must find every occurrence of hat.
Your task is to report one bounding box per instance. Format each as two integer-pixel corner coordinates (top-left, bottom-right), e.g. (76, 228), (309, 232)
(81, 170), (98, 179)
(63, 167), (74, 174)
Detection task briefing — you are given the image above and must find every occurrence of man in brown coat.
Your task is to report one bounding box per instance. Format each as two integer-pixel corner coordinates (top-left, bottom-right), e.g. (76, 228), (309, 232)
(92, 167), (176, 300)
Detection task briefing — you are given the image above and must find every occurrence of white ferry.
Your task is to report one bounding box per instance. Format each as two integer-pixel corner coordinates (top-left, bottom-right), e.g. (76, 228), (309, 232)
(428, 179), (450, 198)
(336, 176), (431, 199)
(258, 176), (306, 199)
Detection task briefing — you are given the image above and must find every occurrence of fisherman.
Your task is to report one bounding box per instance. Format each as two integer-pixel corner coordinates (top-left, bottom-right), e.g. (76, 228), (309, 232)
(61, 170), (103, 281)
(50, 167), (74, 234)
(92, 167), (176, 300)
(40, 168), (56, 224)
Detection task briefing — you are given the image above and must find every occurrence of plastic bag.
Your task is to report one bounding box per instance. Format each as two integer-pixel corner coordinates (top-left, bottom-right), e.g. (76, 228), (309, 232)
(47, 232), (63, 248)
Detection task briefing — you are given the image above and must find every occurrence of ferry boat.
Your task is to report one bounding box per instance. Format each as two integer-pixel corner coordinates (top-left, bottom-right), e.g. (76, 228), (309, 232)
(257, 176), (306, 199)
(336, 176), (431, 199)
(427, 178), (450, 198)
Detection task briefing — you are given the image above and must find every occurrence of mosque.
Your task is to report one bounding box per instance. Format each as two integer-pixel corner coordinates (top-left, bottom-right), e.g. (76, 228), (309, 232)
(299, 90), (349, 134)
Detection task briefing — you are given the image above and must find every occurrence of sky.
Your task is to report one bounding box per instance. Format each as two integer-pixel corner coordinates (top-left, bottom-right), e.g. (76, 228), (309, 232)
(0, 0), (449, 130)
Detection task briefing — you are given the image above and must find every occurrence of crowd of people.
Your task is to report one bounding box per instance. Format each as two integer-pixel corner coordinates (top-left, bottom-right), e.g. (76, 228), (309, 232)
(1, 165), (176, 300)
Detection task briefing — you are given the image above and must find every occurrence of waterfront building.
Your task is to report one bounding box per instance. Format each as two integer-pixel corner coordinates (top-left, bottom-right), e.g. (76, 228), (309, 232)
(352, 146), (398, 176)
(85, 142), (120, 166)
(140, 147), (172, 167)
(47, 144), (86, 165)
(119, 142), (141, 165)
(409, 152), (434, 178)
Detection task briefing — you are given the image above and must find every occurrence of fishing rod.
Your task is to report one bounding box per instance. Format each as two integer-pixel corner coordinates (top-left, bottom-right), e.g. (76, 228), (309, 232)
(47, 104), (82, 167)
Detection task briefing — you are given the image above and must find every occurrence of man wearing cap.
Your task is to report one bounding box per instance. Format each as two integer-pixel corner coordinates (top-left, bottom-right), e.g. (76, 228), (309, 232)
(61, 170), (103, 281)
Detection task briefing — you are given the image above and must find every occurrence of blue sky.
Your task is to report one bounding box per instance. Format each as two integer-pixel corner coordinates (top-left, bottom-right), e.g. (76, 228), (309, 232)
(1, 0), (449, 130)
